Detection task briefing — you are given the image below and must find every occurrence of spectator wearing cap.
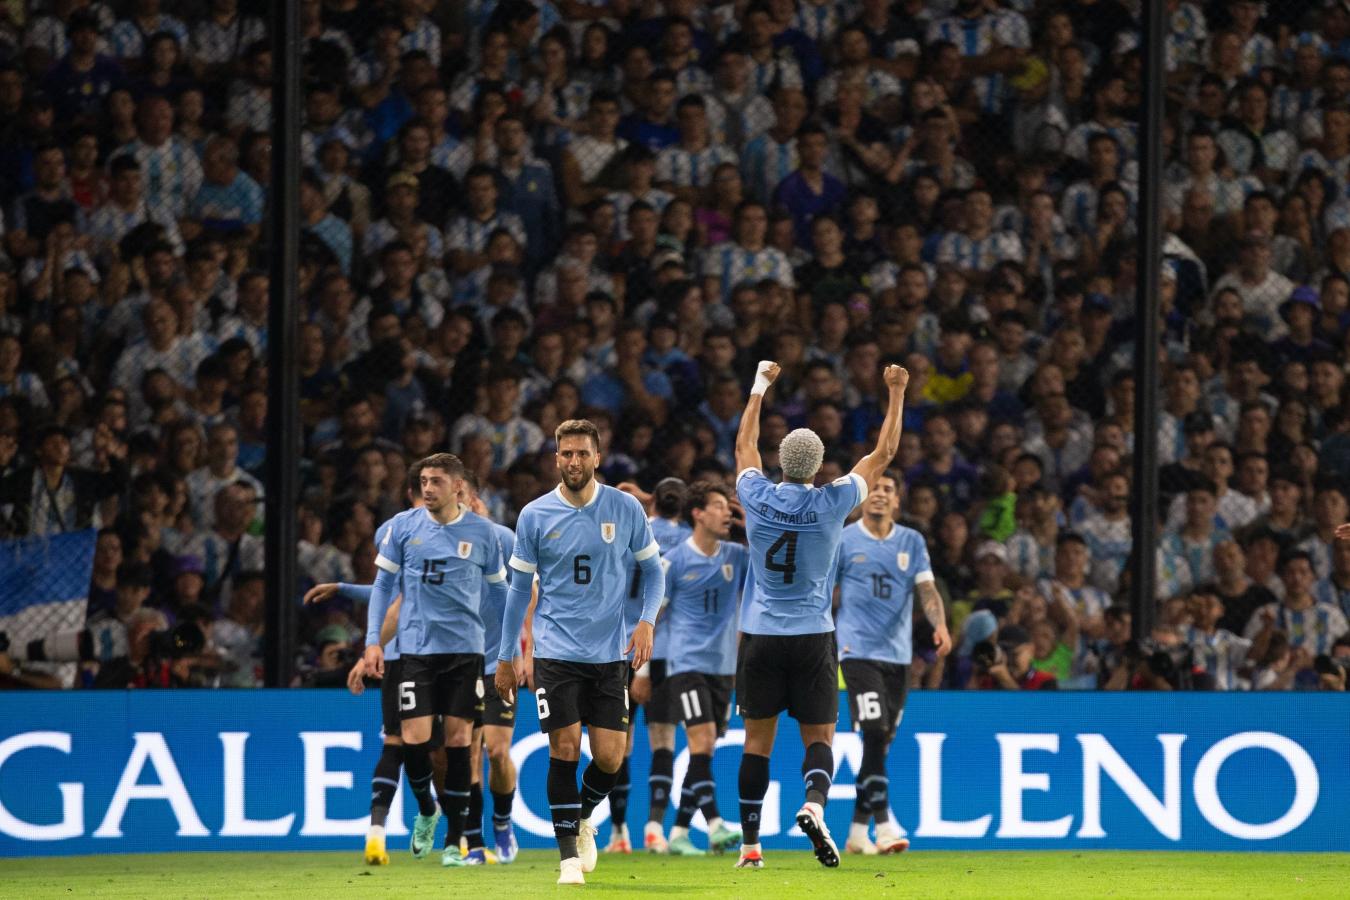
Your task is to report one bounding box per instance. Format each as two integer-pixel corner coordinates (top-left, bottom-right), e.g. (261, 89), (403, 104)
(968, 623), (1058, 691)
(449, 366), (544, 471)
(957, 540), (1014, 624)
(0, 423), (125, 537)
(363, 171), (443, 267)
(169, 553), (206, 612)
(1246, 549), (1350, 660)
(1271, 285), (1333, 365)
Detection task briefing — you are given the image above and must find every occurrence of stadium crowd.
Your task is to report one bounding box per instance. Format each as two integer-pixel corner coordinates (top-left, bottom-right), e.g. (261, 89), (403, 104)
(0, 0), (1347, 692)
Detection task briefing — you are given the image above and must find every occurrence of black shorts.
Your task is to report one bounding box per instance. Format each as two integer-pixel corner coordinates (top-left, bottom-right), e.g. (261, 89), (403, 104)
(841, 658), (910, 737)
(667, 671), (734, 736)
(644, 659), (676, 725)
(533, 657), (630, 733)
(380, 659), (445, 743)
(479, 667), (516, 729)
(736, 632), (838, 724)
(398, 653), (485, 721)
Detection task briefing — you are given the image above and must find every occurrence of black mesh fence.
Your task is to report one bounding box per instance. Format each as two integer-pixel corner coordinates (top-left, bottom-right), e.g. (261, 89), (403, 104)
(0, 2), (1346, 692)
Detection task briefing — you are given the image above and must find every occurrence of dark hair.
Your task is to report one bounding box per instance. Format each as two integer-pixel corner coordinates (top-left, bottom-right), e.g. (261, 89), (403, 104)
(418, 452), (466, 479)
(685, 480), (728, 519)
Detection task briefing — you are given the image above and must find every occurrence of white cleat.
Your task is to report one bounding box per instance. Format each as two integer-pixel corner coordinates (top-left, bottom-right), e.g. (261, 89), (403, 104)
(577, 818), (599, 873)
(795, 802), (840, 868)
(874, 822), (911, 855)
(557, 857), (586, 885)
(845, 823), (878, 855)
(644, 821), (669, 854)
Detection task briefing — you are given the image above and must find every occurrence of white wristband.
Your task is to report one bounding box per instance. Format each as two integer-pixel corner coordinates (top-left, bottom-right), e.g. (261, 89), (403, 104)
(751, 360), (774, 396)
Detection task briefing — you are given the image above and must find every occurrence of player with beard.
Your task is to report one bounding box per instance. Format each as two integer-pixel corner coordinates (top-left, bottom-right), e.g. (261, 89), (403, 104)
(495, 419), (665, 885)
(732, 361), (907, 869)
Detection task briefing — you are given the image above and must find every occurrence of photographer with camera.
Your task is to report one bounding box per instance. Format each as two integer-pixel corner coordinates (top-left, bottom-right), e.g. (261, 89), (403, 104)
(1103, 625), (1191, 692)
(966, 624), (1058, 691)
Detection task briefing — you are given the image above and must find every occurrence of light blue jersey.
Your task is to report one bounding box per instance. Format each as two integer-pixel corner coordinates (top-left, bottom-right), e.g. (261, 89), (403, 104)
(834, 521), (934, 665)
(481, 523), (515, 675)
(368, 507), (507, 656)
(507, 484), (660, 664)
(663, 538), (749, 676)
(337, 582), (398, 659)
(737, 468), (867, 636)
(628, 516), (693, 654)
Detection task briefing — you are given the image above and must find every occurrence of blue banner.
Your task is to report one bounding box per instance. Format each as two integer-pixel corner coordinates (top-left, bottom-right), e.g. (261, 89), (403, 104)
(1, 691), (1347, 856)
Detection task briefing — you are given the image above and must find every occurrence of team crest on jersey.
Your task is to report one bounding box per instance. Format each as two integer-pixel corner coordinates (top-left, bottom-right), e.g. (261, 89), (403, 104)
(897, 552), (910, 571)
(721, 564), (734, 582)
(601, 522), (616, 543)
(458, 540), (473, 558)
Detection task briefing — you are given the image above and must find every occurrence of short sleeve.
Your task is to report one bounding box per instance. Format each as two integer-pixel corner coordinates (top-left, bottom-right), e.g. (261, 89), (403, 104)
(509, 508), (538, 574)
(374, 517), (403, 574)
(736, 466), (767, 504)
(912, 535), (935, 584)
(628, 496), (660, 561)
(824, 473), (867, 520)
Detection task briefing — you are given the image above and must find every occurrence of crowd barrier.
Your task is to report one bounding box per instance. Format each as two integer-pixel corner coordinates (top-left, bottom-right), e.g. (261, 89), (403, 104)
(2, 690), (1346, 856)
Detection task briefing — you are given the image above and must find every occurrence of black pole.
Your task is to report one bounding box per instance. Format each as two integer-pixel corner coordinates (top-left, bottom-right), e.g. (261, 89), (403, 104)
(264, 0), (301, 687)
(1129, 1), (1166, 641)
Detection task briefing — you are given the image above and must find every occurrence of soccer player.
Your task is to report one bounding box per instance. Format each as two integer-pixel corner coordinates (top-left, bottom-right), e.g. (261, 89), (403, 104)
(619, 476), (692, 855)
(834, 469), (951, 855)
(663, 480), (747, 856)
(732, 360), (907, 869)
(459, 473), (523, 864)
(495, 419), (665, 885)
(361, 453), (509, 867)
(306, 461), (426, 867)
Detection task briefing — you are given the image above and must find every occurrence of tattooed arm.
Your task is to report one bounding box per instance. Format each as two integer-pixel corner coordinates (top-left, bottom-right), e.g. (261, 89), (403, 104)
(918, 579), (952, 657)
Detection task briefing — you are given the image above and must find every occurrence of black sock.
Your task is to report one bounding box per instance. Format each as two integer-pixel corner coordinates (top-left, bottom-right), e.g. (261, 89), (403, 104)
(402, 741), (438, 817)
(860, 731), (891, 823)
(492, 790), (514, 832)
(738, 753), (770, 845)
(802, 741), (833, 808)
(466, 781), (484, 850)
(579, 760), (620, 820)
(676, 752), (716, 828)
(370, 743), (403, 828)
(439, 746), (471, 848)
(610, 758), (631, 828)
(648, 748), (674, 824)
(548, 757), (581, 860)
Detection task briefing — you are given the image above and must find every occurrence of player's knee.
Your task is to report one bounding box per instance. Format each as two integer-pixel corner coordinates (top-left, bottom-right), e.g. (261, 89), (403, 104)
(648, 722), (676, 749)
(487, 740), (512, 768)
(550, 732), (582, 761)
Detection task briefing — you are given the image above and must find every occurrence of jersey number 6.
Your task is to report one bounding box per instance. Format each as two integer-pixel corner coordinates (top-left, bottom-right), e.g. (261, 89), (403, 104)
(573, 554), (592, 584)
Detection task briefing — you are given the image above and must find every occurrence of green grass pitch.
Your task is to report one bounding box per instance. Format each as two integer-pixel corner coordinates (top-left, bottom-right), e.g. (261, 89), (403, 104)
(6, 850), (1346, 898)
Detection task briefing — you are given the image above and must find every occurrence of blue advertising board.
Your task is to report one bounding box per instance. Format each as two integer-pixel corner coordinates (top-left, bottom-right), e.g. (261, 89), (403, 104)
(1, 691), (1346, 856)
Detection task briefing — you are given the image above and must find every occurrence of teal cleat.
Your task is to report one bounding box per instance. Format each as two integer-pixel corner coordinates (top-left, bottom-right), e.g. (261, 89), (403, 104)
(708, 821), (743, 854)
(410, 811), (440, 860)
(668, 832), (706, 857)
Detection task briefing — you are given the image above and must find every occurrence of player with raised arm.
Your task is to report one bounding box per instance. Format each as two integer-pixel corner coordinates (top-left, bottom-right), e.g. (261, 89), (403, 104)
(835, 469), (951, 856)
(361, 453), (509, 867)
(662, 480), (748, 857)
(616, 477), (692, 855)
(305, 461), (426, 867)
(458, 472), (524, 864)
(732, 360), (908, 870)
(494, 419), (665, 886)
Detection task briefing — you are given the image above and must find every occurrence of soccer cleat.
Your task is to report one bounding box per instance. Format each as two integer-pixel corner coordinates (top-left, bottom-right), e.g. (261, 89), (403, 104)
(668, 832), (705, 856)
(604, 824), (633, 854)
(464, 848), (488, 866)
(364, 830), (389, 866)
(735, 844), (765, 868)
(577, 818), (599, 873)
(644, 821), (669, 854)
(796, 802), (840, 868)
(410, 811), (440, 860)
(708, 820), (743, 855)
(874, 822), (910, 855)
(441, 846), (469, 867)
(558, 857), (586, 885)
(494, 825), (519, 864)
(845, 823), (878, 855)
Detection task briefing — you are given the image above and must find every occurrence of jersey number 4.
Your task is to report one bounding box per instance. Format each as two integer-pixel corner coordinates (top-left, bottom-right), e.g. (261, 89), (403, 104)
(765, 531), (799, 584)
